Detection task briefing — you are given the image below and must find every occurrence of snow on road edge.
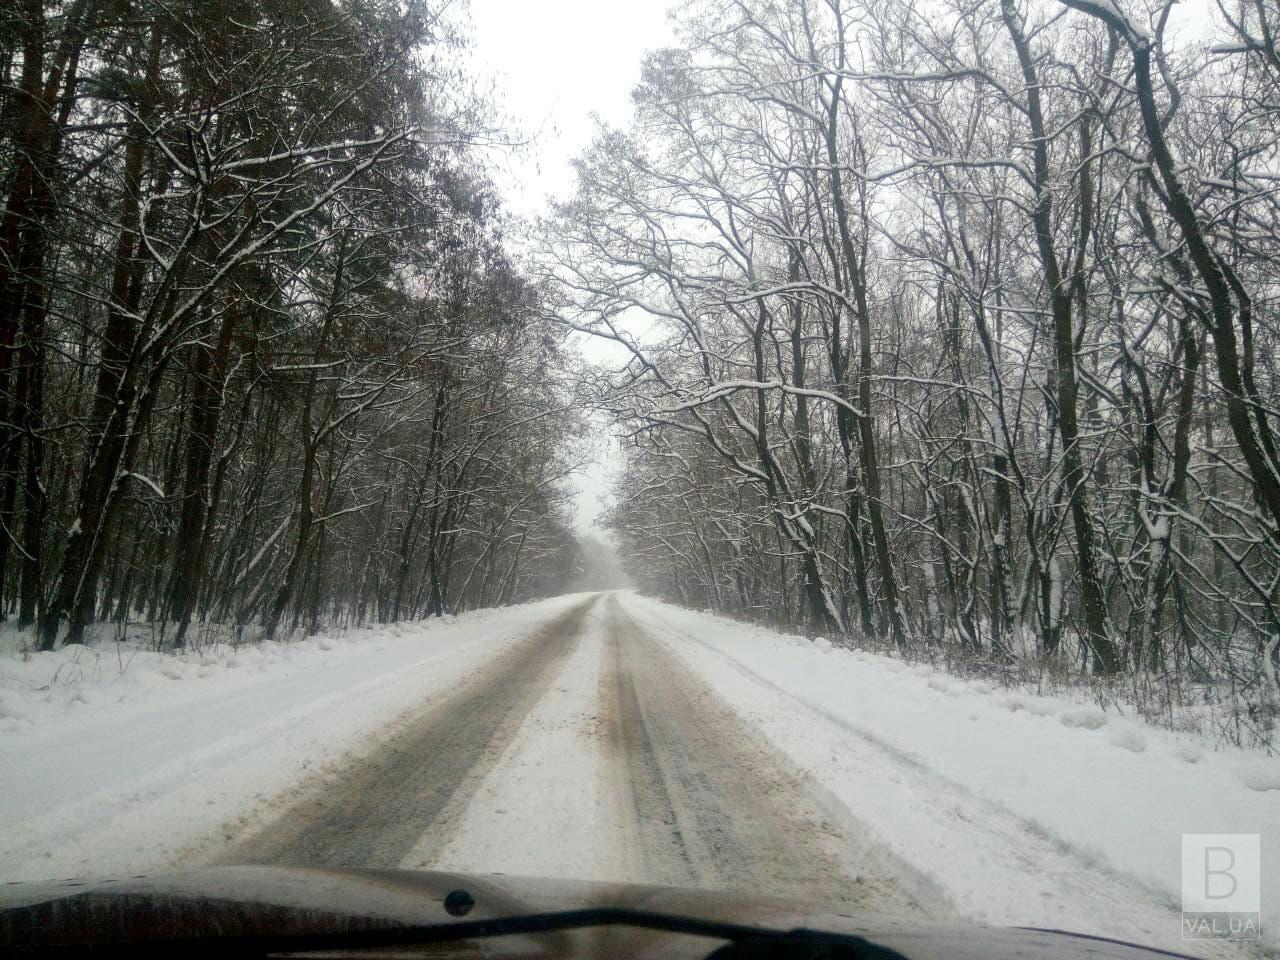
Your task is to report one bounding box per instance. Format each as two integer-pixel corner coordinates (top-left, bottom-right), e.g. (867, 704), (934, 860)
(0, 593), (593, 882)
(619, 592), (1278, 958)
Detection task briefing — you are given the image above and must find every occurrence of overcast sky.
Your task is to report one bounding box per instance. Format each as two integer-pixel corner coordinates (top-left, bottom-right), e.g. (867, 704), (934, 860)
(465, 0), (675, 220)
(463, 0), (674, 533)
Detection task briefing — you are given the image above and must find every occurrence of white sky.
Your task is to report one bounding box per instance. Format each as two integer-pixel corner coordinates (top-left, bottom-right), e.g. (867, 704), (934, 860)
(464, 0), (675, 221)
(463, 0), (674, 533)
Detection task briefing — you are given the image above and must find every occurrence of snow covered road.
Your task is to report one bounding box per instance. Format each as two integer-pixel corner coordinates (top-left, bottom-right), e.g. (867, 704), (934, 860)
(4, 590), (1277, 957)
(226, 593), (930, 918)
(392, 593), (938, 917)
(0, 593), (593, 880)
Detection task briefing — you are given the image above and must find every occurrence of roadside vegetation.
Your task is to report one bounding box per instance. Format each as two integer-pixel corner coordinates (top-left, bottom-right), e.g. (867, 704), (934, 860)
(0, 0), (587, 652)
(540, 0), (1280, 747)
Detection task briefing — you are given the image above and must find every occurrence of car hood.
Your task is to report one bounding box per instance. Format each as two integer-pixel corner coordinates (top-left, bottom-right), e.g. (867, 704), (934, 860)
(0, 866), (1191, 959)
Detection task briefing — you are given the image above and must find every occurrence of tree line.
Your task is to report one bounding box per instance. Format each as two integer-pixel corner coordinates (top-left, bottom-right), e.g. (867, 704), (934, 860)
(0, 0), (585, 649)
(542, 0), (1280, 736)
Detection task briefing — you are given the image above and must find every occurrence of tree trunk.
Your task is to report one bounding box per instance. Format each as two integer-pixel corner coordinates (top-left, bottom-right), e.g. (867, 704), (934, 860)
(166, 307), (238, 643)
(38, 20), (163, 649)
(1002, 0), (1118, 673)
(822, 73), (905, 644)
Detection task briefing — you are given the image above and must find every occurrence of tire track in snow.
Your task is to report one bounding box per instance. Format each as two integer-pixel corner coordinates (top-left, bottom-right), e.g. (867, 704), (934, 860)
(601, 594), (941, 915)
(222, 594), (600, 868)
(405, 597), (618, 878)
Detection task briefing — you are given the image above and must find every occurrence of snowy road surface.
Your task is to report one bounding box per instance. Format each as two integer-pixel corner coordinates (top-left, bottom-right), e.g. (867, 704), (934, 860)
(226, 593), (932, 917)
(3, 591), (1277, 957)
(223, 598), (595, 868)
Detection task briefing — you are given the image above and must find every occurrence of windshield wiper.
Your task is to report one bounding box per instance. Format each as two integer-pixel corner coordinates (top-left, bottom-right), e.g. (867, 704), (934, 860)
(8, 905), (910, 958)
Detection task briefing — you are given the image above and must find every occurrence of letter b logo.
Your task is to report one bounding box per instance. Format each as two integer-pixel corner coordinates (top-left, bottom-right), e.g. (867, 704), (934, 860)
(1182, 834), (1260, 914)
(1204, 846), (1238, 900)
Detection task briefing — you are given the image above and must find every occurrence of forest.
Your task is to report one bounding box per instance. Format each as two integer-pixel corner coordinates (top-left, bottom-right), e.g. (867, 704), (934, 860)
(539, 0), (1280, 736)
(3, 0), (1279, 741)
(0, 0), (587, 651)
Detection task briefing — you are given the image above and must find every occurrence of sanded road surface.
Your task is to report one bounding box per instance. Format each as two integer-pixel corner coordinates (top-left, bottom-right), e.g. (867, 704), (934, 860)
(598, 596), (936, 913)
(228, 592), (934, 913)
(225, 597), (597, 867)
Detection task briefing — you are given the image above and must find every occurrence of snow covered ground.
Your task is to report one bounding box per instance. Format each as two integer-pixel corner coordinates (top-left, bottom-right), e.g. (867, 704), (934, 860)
(3, 590), (1277, 957)
(0, 593), (592, 880)
(619, 595), (1280, 955)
